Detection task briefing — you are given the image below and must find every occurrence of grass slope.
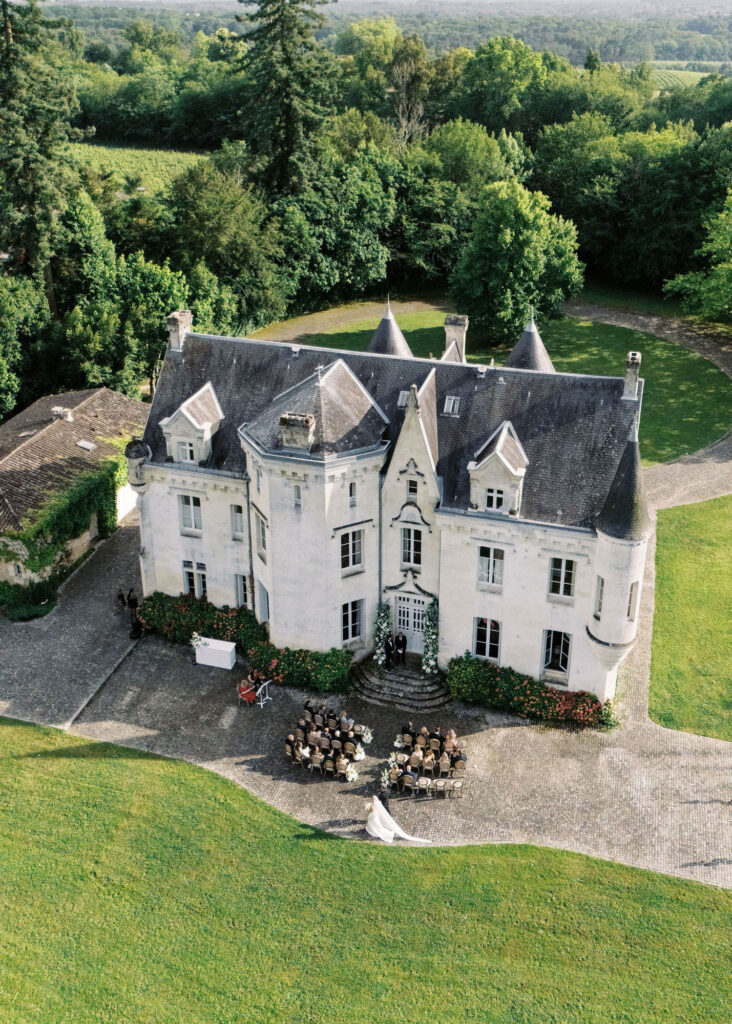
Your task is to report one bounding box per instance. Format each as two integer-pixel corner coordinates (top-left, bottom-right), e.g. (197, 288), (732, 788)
(652, 67), (708, 89)
(1, 719), (730, 1024)
(650, 496), (732, 741)
(267, 308), (731, 465)
(70, 142), (203, 194)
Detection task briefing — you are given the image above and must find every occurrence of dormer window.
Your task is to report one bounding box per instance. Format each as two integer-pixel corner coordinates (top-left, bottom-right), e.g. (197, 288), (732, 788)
(178, 441), (195, 463)
(443, 395), (460, 415)
(486, 488), (504, 510)
(397, 391), (409, 408)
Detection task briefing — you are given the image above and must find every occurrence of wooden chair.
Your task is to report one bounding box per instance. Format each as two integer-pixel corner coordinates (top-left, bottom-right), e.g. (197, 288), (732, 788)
(330, 739), (342, 753)
(401, 775), (417, 797)
(422, 758), (437, 779)
(401, 733), (414, 751)
(319, 735), (331, 751)
(439, 756), (451, 778)
(415, 734), (427, 749)
(429, 738), (442, 756)
(327, 716), (338, 730)
(408, 753), (422, 770)
(353, 725), (363, 740)
(323, 759), (335, 778)
(450, 779), (464, 799)
(395, 752), (408, 766)
(284, 745), (294, 764)
(314, 714), (324, 728)
(433, 778), (447, 798)
(295, 727), (306, 742)
(417, 777), (431, 798)
(293, 748), (304, 769)
(336, 759), (348, 780)
(388, 770), (402, 792)
(343, 741), (356, 758)
(303, 709), (313, 723)
(310, 754), (324, 776)
(452, 759), (467, 778)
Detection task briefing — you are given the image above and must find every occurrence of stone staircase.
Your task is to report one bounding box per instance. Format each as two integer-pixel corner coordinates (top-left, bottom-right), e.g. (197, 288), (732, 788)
(352, 657), (450, 711)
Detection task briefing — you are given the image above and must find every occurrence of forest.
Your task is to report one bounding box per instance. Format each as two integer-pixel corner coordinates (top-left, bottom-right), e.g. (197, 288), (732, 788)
(0, 0), (730, 421)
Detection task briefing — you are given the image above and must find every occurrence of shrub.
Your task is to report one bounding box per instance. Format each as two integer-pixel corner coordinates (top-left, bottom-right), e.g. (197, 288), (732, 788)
(446, 651), (618, 729)
(139, 592), (351, 693)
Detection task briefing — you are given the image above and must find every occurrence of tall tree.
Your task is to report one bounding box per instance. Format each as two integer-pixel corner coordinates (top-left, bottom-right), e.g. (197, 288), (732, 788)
(237, 0), (334, 196)
(450, 180), (583, 345)
(0, 0), (81, 315)
(665, 190), (732, 324)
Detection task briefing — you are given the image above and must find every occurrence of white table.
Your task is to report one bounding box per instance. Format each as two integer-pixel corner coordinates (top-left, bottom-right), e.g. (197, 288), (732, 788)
(194, 637), (236, 670)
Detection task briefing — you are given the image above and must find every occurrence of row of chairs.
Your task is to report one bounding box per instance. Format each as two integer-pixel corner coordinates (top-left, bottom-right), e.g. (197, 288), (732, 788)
(401, 733), (457, 757)
(394, 752), (467, 779)
(389, 774), (464, 799)
(304, 709), (359, 733)
(285, 747), (349, 778)
(294, 729), (358, 755)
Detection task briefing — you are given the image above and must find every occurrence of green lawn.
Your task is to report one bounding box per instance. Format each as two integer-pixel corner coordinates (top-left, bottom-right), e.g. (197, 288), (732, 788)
(70, 142), (204, 194)
(650, 496), (732, 741)
(1, 719), (729, 1024)
(284, 310), (731, 465)
(577, 281), (685, 317)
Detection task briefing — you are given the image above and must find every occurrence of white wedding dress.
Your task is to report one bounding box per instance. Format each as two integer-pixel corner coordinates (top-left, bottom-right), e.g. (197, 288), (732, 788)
(365, 795), (430, 844)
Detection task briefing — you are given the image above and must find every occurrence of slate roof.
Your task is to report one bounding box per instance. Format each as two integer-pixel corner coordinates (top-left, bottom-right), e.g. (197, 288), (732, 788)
(474, 422), (528, 472)
(245, 359), (388, 456)
(367, 302), (413, 358)
(179, 382), (223, 428)
(0, 388), (148, 532)
(596, 423), (651, 540)
(504, 320), (555, 373)
(144, 329), (644, 532)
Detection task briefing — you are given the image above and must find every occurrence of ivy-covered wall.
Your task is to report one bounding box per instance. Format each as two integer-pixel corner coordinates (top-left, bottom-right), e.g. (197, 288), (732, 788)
(0, 455), (128, 575)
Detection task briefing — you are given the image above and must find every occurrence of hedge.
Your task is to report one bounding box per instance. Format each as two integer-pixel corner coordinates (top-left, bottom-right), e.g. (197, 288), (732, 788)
(138, 592), (352, 694)
(446, 652), (618, 729)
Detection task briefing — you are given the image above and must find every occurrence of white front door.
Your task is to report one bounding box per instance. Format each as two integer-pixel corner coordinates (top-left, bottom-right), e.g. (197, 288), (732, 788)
(396, 595), (426, 654)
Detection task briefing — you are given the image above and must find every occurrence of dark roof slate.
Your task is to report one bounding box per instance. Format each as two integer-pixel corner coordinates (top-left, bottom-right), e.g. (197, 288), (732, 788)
(596, 427), (651, 540)
(504, 320), (555, 373)
(367, 305), (413, 358)
(144, 333), (643, 530)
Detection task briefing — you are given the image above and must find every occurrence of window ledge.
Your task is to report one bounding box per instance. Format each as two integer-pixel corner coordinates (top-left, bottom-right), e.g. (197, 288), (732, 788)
(180, 529), (203, 538)
(547, 594), (574, 606)
(341, 567), (365, 579)
(477, 582), (503, 594)
(343, 637), (365, 651)
(401, 564), (421, 573)
(232, 535), (245, 543)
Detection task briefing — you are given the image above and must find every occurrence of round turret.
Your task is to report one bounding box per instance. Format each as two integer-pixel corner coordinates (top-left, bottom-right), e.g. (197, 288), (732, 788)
(125, 436), (151, 492)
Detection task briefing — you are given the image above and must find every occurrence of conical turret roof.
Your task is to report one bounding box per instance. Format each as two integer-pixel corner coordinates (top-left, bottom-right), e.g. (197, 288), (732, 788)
(504, 318), (555, 373)
(367, 300), (413, 358)
(596, 421), (651, 541)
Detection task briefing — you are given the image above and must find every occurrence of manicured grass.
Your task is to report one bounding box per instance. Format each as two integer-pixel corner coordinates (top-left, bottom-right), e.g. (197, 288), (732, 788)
(1, 719), (730, 1024)
(577, 282), (685, 317)
(70, 142), (204, 194)
(650, 496), (732, 741)
(288, 309), (732, 465)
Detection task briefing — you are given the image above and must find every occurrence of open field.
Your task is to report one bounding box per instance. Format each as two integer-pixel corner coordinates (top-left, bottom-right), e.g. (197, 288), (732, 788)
(255, 304), (732, 465)
(1, 718), (730, 1024)
(650, 496), (732, 742)
(70, 142), (204, 194)
(652, 67), (708, 89)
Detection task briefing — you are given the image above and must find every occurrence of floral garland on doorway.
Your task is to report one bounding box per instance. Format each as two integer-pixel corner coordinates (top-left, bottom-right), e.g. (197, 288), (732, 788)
(373, 601), (393, 669)
(422, 598), (439, 678)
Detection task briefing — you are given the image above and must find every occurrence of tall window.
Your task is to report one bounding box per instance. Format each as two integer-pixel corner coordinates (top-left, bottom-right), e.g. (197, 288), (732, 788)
(342, 600), (363, 642)
(183, 560), (206, 598)
(474, 618), (500, 661)
(341, 530), (363, 570)
(349, 482), (357, 508)
(627, 581), (639, 620)
(486, 488), (504, 510)
(13, 563), (22, 578)
(255, 465), (262, 494)
(443, 395), (460, 415)
(234, 574), (247, 608)
(255, 512), (266, 561)
(293, 484), (302, 512)
(179, 494), (202, 532)
(594, 576), (605, 619)
(401, 527), (422, 567)
(549, 557), (575, 597)
(543, 630), (571, 676)
(407, 479), (418, 501)
(177, 440), (195, 462)
(231, 504), (245, 538)
(478, 545), (504, 586)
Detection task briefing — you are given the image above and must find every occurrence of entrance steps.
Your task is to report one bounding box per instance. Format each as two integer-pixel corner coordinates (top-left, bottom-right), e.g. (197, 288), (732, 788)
(352, 659), (450, 712)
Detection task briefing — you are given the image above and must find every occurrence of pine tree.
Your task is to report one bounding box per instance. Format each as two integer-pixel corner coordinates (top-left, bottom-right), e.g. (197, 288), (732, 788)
(0, 0), (80, 315)
(237, 0), (334, 196)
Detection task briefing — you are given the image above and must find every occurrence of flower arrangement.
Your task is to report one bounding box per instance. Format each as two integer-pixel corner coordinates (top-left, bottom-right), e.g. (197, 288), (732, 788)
(393, 735), (404, 748)
(190, 632), (208, 649)
(380, 766), (391, 787)
(446, 652), (619, 729)
(354, 743), (366, 761)
(360, 726), (373, 745)
(373, 602), (393, 669)
(421, 598), (440, 678)
(345, 764), (358, 783)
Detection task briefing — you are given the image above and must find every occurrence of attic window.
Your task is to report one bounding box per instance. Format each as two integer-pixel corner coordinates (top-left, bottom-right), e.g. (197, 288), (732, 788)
(443, 395), (460, 415)
(397, 390), (409, 408)
(76, 440), (97, 452)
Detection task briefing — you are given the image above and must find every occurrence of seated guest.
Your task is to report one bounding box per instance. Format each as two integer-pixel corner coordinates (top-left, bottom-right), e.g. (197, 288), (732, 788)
(340, 709), (354, 730)
(451, 749), (467, 767)
(402, 764), (418, 784)
(336, 753), (348, 775)
(422, 750), (436, 772)
(429, 726), (443, 742)
(401, 720), (415, 738)
(285, 733), (296, 749)
(419, 726), (430, 740)
(297, 718), (308, 732)
(410, 746), (423, 763)
(238, 679), (257, 704)
(304, 698), (316, 716)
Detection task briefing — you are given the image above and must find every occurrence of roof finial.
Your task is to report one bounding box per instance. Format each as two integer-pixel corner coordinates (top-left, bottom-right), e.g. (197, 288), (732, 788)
(386, 294), (391, 316)
(529, 303), (535, 329)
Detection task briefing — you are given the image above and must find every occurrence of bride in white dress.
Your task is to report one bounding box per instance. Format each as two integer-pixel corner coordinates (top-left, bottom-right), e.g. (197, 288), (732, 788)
(365, 794), (430, 845)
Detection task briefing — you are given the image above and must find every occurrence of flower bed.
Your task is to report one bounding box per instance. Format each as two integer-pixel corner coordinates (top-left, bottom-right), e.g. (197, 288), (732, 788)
(138, 592), (351, 694)
(446, 652), (618, 729)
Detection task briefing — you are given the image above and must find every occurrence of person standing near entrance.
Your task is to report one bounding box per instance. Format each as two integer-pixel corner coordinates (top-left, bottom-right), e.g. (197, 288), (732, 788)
(384, 634), (395, 669)
(395, 631), (407, 665)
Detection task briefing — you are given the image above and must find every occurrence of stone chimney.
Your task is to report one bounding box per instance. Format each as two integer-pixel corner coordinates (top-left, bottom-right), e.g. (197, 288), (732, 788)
(444, 314), (469, 362)
(167, 310), (193, 352)
(279, 412), (315, 450)
(622, 351), (641, 400)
